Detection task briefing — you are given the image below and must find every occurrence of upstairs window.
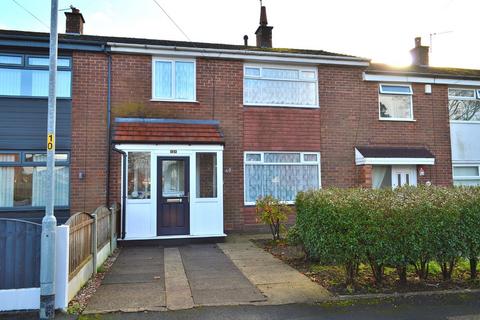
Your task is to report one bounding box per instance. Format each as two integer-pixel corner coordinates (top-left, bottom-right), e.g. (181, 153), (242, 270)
(152, 58), (195, 101)
(0, 53), (72, 98)
(244, 65), (318, 108)
(448, 88), (480, 121)
(378, 84), (413, 120)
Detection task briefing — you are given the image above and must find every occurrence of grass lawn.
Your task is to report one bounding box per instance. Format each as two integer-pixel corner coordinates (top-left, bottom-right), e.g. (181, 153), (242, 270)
(253, 239), (480, 295)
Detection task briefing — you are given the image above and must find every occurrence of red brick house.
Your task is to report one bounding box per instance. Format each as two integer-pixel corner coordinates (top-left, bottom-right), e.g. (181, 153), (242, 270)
(1, 6), (479, 240)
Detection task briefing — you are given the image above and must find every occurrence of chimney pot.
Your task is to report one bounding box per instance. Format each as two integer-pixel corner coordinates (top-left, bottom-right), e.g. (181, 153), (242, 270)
(410, 36), (429, 66)
(255, 6), (273, 48)
(65, 6), (85, 35)
(243, 35), (249, 46)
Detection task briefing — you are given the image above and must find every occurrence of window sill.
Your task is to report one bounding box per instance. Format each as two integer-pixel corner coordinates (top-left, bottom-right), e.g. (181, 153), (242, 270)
(150, 99), (199, 103)
(450, 120), (480, 124)
(379, 118), (416, 122)
(244, 103), (320, 109)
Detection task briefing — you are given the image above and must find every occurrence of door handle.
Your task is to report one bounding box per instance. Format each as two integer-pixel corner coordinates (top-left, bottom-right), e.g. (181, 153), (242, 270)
(166, 198), (182, 203)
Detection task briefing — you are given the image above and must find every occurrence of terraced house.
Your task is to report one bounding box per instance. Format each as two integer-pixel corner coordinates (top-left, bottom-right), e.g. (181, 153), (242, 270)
(0, 6), (479, 240)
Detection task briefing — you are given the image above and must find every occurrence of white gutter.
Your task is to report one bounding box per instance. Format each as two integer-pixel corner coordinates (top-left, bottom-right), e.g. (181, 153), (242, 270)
(107, 42), (370, 67)
(363, 72), (480, 86)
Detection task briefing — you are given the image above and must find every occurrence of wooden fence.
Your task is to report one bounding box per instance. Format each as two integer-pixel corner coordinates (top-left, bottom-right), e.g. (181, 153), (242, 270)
(65, 205), (117, 280)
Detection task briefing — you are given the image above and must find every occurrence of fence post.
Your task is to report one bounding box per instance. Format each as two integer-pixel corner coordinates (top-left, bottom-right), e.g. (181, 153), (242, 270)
(109, 204), (116, 253)
(92, 213), (98, 275)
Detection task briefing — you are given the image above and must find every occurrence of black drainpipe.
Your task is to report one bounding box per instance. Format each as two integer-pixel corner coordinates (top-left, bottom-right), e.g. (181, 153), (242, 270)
(105, 51), (112, 207)
(112, 147), (127, 239)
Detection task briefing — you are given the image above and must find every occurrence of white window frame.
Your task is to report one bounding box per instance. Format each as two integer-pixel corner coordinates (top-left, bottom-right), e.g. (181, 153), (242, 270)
(243, 64), (319, 108)
(243, 151), (321, 205)
(448, 87), (480, 123)
(151, 57), (196, 102)
(378, 83), (414, 121)
(452, 164), (480, 185)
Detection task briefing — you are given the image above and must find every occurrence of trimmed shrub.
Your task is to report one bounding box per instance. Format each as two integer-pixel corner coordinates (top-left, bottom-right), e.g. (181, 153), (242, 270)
(295, 186), (480, 286)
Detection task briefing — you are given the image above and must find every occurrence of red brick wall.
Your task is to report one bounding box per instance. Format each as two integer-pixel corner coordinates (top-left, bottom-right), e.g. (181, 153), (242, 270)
(70, 52), (109, 213)
(319, 65), (452, 188)
(108, 55), (244, 230)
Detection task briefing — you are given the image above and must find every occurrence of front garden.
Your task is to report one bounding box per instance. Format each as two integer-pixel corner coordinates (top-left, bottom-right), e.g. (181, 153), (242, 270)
(254, 186), (480, 295)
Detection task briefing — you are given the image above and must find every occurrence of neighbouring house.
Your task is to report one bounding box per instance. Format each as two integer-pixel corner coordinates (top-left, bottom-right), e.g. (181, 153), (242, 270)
(0, 6), (479, 239)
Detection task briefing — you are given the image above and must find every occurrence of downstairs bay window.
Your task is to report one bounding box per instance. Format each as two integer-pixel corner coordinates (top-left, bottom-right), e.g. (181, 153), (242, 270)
(0, 152), (69, 209)
(244, 152), (321, 205)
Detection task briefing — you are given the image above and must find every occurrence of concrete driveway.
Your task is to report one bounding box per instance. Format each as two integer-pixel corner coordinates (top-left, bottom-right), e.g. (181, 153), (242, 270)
(84, 235), (329, 314)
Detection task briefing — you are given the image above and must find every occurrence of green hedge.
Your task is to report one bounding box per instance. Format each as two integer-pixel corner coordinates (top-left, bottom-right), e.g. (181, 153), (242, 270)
(295, 186), (480, 285)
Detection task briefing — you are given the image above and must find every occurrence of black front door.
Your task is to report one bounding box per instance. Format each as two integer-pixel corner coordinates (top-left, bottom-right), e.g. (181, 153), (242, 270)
(157, 157), (190, 236)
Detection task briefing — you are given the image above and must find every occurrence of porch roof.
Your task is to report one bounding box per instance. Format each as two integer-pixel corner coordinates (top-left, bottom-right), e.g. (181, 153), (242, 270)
(112, 118), (224, 145)
(355, 146), (435, 166)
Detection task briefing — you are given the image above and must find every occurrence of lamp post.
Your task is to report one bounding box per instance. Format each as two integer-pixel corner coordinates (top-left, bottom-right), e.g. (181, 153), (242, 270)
(40, 0), (58, 318)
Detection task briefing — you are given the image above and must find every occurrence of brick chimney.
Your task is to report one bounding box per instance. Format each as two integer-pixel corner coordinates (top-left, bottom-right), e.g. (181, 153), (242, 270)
(65, 6), (85, 35)
(410, 37), (429, 66)
(255, 6), (273, 48)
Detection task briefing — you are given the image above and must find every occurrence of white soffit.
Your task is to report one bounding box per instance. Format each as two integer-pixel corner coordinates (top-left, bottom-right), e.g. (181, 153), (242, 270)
(363, 73), (480, 86)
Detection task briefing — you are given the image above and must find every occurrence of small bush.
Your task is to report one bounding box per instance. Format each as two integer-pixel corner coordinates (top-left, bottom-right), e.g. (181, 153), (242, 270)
(295, 186), (480, 286)
(286, 224), (302, 246)
(256, 195), (291, 241)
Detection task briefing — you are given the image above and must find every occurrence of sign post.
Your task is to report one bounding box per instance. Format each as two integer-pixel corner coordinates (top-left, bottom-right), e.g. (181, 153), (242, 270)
(40, 0), (59, 318)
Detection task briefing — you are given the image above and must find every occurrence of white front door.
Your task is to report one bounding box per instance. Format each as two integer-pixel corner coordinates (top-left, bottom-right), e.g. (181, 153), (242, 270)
(391, 165), (417, 188)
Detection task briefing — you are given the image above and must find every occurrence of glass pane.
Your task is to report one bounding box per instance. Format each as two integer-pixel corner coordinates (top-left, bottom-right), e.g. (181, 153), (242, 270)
(154, 61), (172, 99)
(0, 55), (22, 65)
(0, 68), (71, 97)
(244, 78), (317, 106)
(448, 88), (475, 98)
(380, 85), (412, 94)
(449, 99), (480, 121)
(372, 166), (392, 189)
(304, 154), (318, 162)
(127, 152), (151, 199)
(0, 153), (19, 162)
(245, 164), (319, 202)
(262, 68), (299, 80)
(25, 153), (68, 162)
(301, 71), (316, 79)
(454, 179), (480, 186)
(264, 153), (301, 163)
(379, 94), (412, 119)
(453, 166), (479, 177)
(196, 153), (217, 198)
(0, 68), (22, 95)
(0, 166), (69, 207)
(406, 174), (410, 185)
(246, 153), (261, 162)
(28, 57), (71, 68)
(162, 160), (185, 197)
(245, 67), (260, 77)
(175, 61), (195, 100)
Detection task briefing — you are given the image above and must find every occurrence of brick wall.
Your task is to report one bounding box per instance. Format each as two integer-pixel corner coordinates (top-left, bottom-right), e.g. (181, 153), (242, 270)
(108, 55), (244, 230)
(70, 52), (109, 213)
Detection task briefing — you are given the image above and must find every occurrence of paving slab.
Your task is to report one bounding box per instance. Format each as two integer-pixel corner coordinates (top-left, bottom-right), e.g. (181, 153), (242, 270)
(218, 237), (331, 305)
(164, 247), (194, 310)
(84, 246), (166, 314)
(179, 244), (266, 305)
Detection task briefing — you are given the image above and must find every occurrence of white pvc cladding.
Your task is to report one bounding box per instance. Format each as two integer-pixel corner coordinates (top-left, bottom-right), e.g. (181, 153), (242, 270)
(354, 148), (435, 166)
(363, 73), (480, 87)
(107, 42), (370, 67)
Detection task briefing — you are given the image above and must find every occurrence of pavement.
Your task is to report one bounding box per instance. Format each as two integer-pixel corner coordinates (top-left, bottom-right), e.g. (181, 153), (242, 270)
(82, 234), (330, 314)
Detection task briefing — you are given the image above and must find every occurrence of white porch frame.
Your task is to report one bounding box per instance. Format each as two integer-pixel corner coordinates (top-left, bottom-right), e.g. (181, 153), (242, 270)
(115, 144), (225, 240)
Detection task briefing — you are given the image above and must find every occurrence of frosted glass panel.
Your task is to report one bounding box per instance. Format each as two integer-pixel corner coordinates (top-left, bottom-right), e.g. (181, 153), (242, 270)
(175, 61), (194, 100)
(154, 61), (172, 98)
(264, 153), (301, 163)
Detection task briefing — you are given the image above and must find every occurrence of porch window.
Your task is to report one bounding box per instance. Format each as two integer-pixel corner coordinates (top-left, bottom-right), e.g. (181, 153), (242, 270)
(372, 165), (392, 189)
(453, 164), (480, 186)
(0, 152), (69, 208)
(448, 88), (480, 121)
(244, 152), (320, 204)
(196, 153), (217, 198)
(152, 58), (195, 101)
(127, 152), (151, 199)
(243, 64), (318, 108)
(378, 84), (413, 120)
